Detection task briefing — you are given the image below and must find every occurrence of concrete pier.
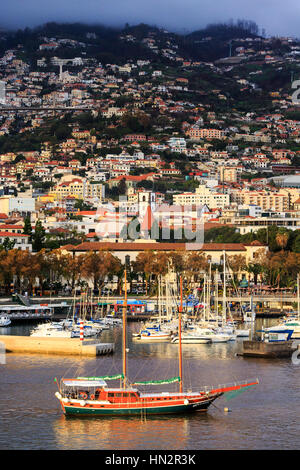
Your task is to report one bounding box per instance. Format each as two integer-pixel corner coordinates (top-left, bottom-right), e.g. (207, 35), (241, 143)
(240, 340), (295, 358)
(0, 335), (114, 357)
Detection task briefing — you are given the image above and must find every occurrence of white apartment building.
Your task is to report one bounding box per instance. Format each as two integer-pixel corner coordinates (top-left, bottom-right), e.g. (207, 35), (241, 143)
(0, 196), (36, 216)
(173, 186), (230, 208)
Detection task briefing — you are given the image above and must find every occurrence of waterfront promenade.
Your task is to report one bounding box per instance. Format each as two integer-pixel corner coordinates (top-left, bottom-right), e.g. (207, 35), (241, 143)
(0, 335), (114, 356)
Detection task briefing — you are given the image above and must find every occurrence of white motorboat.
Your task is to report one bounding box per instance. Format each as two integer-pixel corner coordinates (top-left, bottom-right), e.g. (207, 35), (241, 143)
(264, 320), (300, 340)
(171, 332), (211, 344)
(192, 326), (231, 343)
(30, 325), (73, 338)
(71, 326), (99, 338)
(91, 319), (110, 330)
(210, 332), (232, 343)
(236, 328), (250, 337)
(0, 315), (11, 327)
(104, 315), (122, 325)
(139, 329), (171, 341)
(215, 326), (237, 341)
(264, 275), (300, 340)
(77, 320), (102, 332)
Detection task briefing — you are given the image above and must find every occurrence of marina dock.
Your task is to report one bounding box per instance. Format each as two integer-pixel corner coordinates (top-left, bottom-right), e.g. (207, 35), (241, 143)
(0, 335), (114, 357)
(239, 339), (296, 358)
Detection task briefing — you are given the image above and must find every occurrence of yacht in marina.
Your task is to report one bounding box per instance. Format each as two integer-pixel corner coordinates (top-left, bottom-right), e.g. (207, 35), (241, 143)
(30, 323), (73, 338)
(264, 274), (300, 340)
(0, 315), (11, 327)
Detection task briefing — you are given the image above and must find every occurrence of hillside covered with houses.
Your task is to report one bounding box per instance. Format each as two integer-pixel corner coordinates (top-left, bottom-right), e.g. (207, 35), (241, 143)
(1, 20), (300, 291)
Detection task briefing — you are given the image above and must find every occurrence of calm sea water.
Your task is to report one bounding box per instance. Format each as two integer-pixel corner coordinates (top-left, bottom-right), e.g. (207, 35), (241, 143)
(0, 320), (299, 450)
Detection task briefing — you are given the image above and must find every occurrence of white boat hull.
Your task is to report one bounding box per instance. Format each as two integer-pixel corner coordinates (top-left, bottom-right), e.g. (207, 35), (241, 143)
(30, 331), (73, 338)
(211, 335), (231, 343)
(171, 336), (211, 344)
(140, 334), (170, 342)
(0, 317), (11, 327)
(236, 329), (250, 337)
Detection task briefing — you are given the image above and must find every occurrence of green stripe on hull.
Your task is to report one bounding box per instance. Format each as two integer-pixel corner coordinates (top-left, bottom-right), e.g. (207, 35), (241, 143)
(63, 402), (211, 416)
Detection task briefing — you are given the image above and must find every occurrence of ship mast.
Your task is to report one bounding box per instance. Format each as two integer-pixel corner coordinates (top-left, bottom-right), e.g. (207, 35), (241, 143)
(222, 250), (226, 326)
(179, 276), (183, 393)
(122, 269), (128, 389)
(297, 273), (300, 321)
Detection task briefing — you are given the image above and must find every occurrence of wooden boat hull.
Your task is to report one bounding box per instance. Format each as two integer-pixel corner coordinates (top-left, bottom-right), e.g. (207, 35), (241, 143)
(61, 397), (217, 416)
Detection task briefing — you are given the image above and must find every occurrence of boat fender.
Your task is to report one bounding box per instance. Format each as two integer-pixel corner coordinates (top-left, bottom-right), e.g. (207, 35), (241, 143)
(55, 392), (62, 400)
(184, 399), (189, 405)
(79, 400), (86, 407)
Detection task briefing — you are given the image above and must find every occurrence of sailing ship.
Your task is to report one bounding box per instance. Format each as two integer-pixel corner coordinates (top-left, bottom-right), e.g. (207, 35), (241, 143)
(55, 272), (259, 416)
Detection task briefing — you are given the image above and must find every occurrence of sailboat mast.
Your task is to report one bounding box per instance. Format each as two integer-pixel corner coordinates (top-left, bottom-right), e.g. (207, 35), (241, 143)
(208, 261), (211, 319)
(203, 273), (206, 322)
(122, 269), (128, 389)
(72, 289), (76, 324)
(297, 273), (300, 321)
(179, 276), (183, 393)
(215, 270), (218, 319)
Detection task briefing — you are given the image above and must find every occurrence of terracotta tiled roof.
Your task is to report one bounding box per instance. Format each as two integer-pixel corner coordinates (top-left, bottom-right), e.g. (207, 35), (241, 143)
(243, 241), (266, 247)
(204, 223), (231, 230)
(0, 224), (23, 229)
(0, 232), (28, 237)
(60, 244), (77, 250)
(110, 173), (156, 182)
(66, 242), (249, 252)
(78, 211), (97, 216)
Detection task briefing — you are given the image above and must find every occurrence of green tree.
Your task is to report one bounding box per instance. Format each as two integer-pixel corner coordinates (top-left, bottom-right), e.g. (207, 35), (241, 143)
(0, 238), (15, 251)
(23, 216), (32, 238)
(117, 178), (127, 195)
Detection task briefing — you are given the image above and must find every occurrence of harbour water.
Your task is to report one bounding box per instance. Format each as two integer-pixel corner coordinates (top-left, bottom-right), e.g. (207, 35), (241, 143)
(0, 321), (299, 450)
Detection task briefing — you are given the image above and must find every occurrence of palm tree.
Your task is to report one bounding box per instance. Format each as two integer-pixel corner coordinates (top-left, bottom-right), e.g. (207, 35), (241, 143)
(276, 231), (289, 251)
(246, 263), (263, 285)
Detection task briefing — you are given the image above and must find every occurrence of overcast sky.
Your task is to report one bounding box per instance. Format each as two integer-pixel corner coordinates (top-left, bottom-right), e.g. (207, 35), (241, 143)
(1, 0), (300, 37)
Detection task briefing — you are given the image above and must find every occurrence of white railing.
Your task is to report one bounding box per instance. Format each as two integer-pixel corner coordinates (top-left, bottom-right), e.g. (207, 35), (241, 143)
(200, 377), (259, 394)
